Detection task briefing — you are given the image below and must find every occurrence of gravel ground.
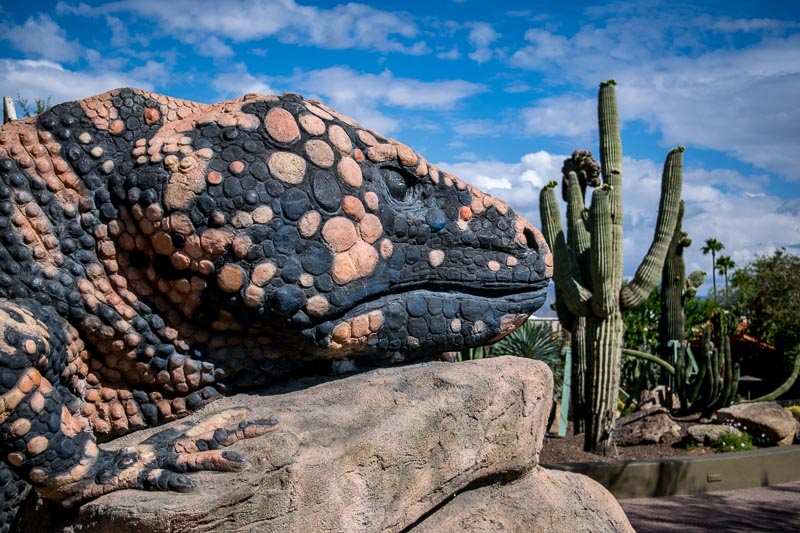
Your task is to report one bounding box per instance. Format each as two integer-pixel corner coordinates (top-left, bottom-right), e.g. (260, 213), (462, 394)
(539, 419), (720, 465)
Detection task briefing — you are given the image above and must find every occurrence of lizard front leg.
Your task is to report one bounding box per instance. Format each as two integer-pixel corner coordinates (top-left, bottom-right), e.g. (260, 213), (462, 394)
(0, 300), (276, 522)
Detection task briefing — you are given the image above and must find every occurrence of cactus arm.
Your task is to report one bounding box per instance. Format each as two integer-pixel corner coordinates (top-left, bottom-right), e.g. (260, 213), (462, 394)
(589, 186), (617, 316)
(598, 80), (623, 203)
(745, 351), (800, 403)
(685, 346), (708, 410)
(622, 348), (675, 374)
(597, 80), (625, 299)
(684, 270), (706, 300)
(727, 359), (740, 406)
(540, 183), (592, 316)
(620, 147), (684, 310)
(564, 171), (591, 283)
(716, 336), (733, 409)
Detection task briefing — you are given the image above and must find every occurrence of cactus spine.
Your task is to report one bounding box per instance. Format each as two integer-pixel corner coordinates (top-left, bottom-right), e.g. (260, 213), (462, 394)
(539, 80), (684, 452)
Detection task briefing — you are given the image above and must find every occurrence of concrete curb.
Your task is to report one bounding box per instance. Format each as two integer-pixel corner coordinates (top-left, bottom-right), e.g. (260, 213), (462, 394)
(543, 445), (800, 499)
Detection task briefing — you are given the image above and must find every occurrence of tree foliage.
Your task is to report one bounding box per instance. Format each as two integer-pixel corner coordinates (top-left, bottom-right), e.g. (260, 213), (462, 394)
(701, 237), (725, 300)
(622, 285), (717, 351)
(731, 248), (800, 354)
(622, 286), (660, 352)
(15, 95), (52, 117)
(716, 255), (736, 305)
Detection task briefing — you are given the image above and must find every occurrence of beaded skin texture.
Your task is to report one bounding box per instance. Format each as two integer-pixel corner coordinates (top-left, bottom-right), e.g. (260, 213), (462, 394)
(0, 88), (551, 526)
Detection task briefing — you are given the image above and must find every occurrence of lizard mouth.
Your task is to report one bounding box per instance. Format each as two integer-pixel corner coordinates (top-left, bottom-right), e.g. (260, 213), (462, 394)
(301, 281), (548, 361)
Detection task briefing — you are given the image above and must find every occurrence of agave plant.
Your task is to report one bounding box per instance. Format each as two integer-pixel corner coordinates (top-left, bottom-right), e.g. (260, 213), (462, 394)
(491, 321), (566, 393)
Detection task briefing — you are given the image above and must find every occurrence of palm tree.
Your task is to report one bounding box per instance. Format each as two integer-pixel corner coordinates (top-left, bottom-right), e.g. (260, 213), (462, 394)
(701, 238), (725, 300)
(716, 255), (736, 305)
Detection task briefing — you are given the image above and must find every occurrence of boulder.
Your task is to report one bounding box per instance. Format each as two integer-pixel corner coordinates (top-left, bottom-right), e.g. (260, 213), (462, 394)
(716, 401), (799, 446)
(687, 423), (743, 446)
(411, 466), (634, 532)
(613, 407), (681, 446)
(786, 406), (800, 442)
(16, 357), (633, 532)
(638, 385), (679, 411)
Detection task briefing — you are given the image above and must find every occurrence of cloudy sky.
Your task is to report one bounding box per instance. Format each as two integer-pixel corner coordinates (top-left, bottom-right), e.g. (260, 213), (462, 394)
(1, 0), (798, 298)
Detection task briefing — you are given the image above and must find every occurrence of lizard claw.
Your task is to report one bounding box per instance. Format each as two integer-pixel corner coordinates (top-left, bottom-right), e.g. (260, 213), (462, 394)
(143, 470), (196, 493)
(59, 409), (278, 506)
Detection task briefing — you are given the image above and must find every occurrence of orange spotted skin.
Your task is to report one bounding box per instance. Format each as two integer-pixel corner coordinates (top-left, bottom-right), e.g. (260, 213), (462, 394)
(0, 88), (550, 520)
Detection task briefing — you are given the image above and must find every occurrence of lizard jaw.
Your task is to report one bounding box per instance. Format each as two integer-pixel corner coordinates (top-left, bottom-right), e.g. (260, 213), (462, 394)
(304, 285), (547, 361)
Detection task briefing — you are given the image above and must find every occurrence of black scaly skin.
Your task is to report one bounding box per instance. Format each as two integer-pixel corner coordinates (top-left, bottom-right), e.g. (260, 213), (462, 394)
(0, 88), (551, 528)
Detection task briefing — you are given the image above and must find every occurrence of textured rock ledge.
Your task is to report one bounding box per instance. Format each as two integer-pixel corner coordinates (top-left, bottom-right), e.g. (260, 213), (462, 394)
(17, 357), (632, 532)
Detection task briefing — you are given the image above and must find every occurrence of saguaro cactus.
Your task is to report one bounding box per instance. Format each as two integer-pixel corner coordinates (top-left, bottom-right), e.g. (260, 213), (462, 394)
(681, 321), (738, 415)
(659, 201), (705, 392)
(540, 80), (684, 452)
(553, 150), (599, 435)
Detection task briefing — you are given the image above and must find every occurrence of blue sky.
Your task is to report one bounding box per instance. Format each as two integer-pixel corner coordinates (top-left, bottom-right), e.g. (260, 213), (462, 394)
(1, 0), (799, 297)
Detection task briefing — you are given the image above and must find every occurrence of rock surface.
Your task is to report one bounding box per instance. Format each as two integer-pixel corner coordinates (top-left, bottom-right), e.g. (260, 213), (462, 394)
(411, 466), (634, 532)
(17, 357), (632, 532)
(614, 407), (681, 446)
(717, 402), (799, 446)
(638, 385), (679, 411)
(687, 423), (743, 446)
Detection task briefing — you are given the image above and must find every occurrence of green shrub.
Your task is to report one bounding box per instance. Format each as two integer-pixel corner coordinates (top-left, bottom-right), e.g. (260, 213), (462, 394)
(717, 430), (754, 453)
(491, 321), (566, 393)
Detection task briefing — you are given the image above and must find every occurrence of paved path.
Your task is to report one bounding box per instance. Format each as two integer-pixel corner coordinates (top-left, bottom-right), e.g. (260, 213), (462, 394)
(620, 481), (800, 532)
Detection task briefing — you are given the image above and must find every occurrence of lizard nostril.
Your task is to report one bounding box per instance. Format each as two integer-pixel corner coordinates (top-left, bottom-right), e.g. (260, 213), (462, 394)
(523, 228), (539, 251)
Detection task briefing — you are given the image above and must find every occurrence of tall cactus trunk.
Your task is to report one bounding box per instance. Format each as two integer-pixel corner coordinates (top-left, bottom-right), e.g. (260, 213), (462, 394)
(539, 80), (683, 453)
(571, 318), (588, 434)
(659, 202), (688, 393)
(585, 312), (623, 452)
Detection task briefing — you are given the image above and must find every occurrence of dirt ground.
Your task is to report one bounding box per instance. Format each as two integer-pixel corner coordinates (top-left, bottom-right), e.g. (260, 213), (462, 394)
(539, 417), (721, 465)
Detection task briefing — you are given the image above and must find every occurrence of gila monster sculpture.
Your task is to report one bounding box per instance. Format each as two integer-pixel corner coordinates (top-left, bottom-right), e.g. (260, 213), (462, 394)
(0, 88), (551, 527)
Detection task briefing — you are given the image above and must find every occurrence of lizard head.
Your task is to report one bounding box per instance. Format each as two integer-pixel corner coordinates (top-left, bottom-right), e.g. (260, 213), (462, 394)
(121, 91), (552, 363)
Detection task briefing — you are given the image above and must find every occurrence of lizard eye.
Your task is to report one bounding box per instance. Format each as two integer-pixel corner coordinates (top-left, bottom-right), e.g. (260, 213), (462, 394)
(380, 165), (423, 203)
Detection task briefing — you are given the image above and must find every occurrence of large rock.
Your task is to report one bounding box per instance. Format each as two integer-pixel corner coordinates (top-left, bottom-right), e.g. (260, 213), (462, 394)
(687, 423), (743, 446)
(717, 401), (799, 446)
(613, 407), (681, 446)
(17, 357), (633, 532)
(411, 466), (634, 532)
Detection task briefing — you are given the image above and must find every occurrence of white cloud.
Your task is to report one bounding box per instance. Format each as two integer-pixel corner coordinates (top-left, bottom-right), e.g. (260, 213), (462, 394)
(63, 0), (428, 55)
(711, 17), (800, 33)
(289, 67), (484, 133)
(436, 47), (460, 60)
(292, 67), (486, 110)
(504, 81), (531, 93)
(194, 36), (234, 59)
(508, 9), (800, 181)
(211, 66), (277, 99)
(467, 22), (500, 63)
(509, 29), (570, 69)
(0, 59), (157, 107)
(618, 156), (800, 294)
(211, 65), (484, 134)
(1, 14), (84, 63)
(521, 95), (596, 138)
(440, 149), (800, 297)
(437, 150), (565, 225)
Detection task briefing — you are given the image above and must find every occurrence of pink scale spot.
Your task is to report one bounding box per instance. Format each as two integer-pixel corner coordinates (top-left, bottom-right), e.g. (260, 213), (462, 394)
(229, 161), (245, 175)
